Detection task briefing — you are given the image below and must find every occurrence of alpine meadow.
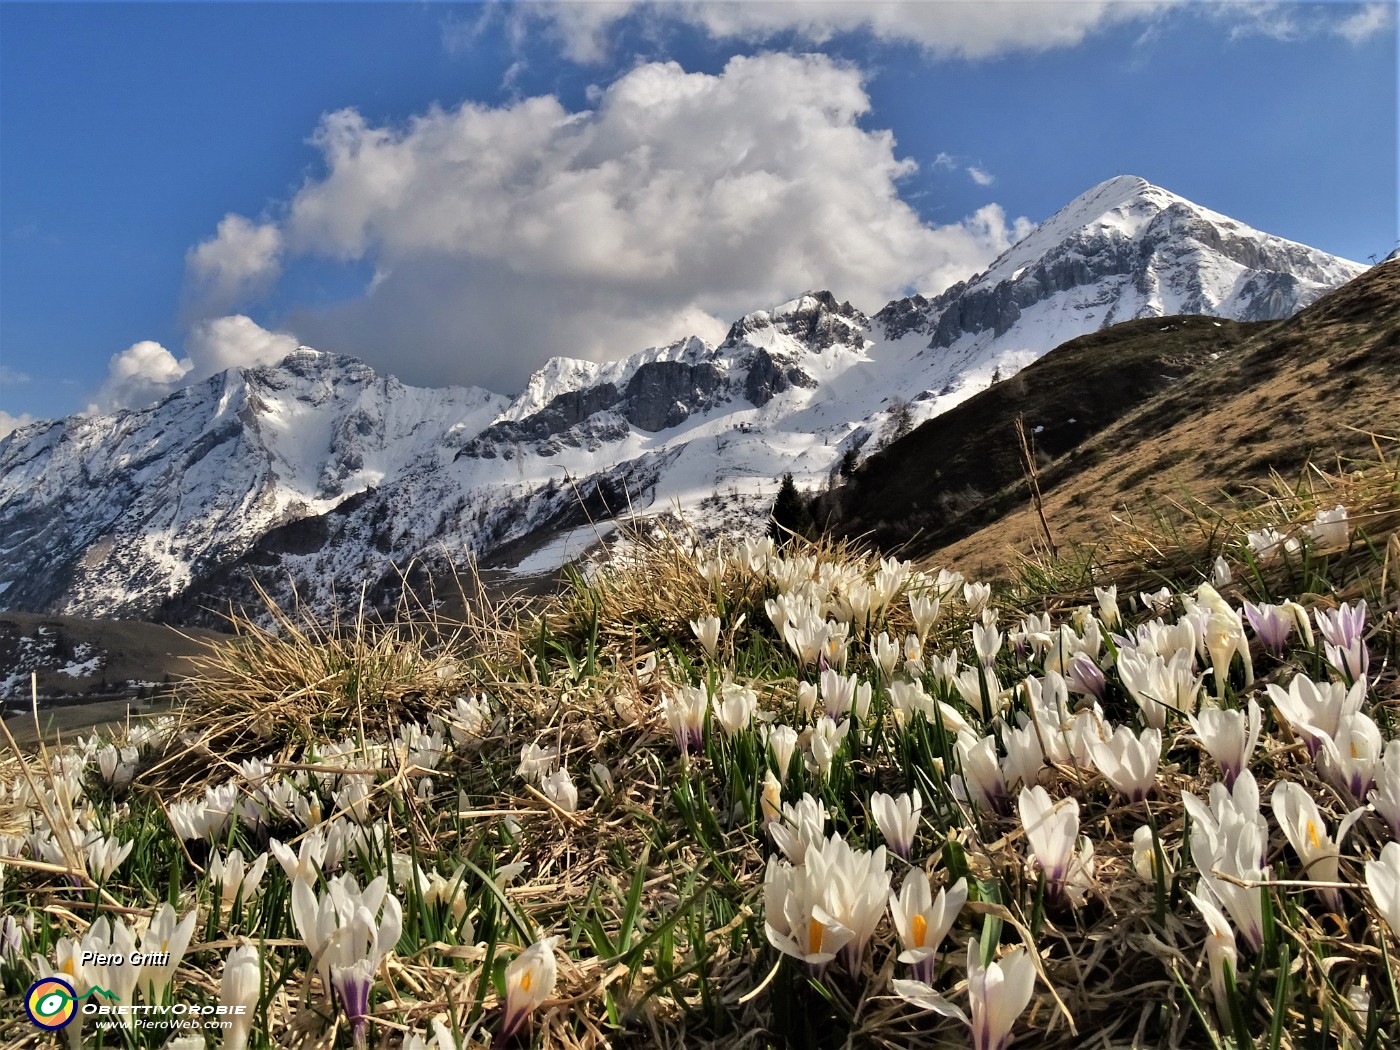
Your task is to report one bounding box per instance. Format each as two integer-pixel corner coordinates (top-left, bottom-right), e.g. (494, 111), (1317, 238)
(0, 3), (1396, 1049)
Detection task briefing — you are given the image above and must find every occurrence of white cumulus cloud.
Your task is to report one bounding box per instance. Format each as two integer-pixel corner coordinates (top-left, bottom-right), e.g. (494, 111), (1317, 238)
(1334, 3), (1394, 44)
(505, 1), (1183, 63)
(967, 165), (996, 187)
(0, 410), (35, 439)
(93, 317), (299, 412)
(185, 214), (284, 317)
(192, 53), (1030, 394)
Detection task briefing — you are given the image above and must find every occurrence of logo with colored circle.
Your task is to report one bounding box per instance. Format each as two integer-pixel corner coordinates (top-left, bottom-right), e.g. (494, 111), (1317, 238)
(25, 977), (77, 1030)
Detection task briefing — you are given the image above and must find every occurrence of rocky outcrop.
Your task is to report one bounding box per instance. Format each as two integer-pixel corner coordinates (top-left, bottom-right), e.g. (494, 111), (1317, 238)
(622, 361), (726, 431)
(744, 349), (818, 407)
(461, 383), (622, 455)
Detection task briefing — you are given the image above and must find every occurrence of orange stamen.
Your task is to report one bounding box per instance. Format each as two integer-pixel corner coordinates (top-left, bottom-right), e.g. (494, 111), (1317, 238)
(912, 913), (928, 948)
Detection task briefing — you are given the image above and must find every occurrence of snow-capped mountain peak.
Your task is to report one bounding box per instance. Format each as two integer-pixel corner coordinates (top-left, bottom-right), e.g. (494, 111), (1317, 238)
(875, 175), (1364, 351)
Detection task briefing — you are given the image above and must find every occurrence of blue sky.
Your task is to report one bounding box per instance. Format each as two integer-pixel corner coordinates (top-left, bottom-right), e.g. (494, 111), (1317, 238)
(0, 1), (1394, 428)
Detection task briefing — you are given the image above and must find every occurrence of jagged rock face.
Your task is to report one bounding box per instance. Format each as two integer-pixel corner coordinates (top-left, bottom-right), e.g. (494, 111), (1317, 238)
(463, 383), (623, 453)
(461, 358), (729, 456)
(622, 361), (726, 431)
(873, 293), (931, 342)
(724, 291), (867, 353)
(744, 349), (818, 407)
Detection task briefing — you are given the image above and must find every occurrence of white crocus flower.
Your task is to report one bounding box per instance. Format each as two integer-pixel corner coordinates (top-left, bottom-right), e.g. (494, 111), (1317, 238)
(1139, 587), (1173, 615)
(1020, 672), (1074, 766)
(909, 594), (940, 640)
(540, 767), (578, 813)
(1094, 585), (1121, 630)
(784, 614), (828, 668)
(1186, 700), (1261, 789)
(292, 791), (324, 829)
(887, 679), (971, 734)
(447, 694), (491, 747)
(763, 855), (854, 972)
(1185, 773), (1268, 952)
(270, 830), (328, 885)
(1365, 841), (1400, 938)
(1309, 505), (1349, 548)
(220, 944), (261, 1050)
(1089, 725), (1162, 803)
(953, 666), (1004, 722)
(765, 724), (799, 782)
(972, 621), (1003, 668)
(516, 742), (559, 785)
(1369, 741), (1400, 839)
(760, 771), (783, 830)
(1211, 556), (1232, 586)
(1205, 616), (1253, 699)
(208, 848), (269, 913)
(810, 718), (850, 779)
(661, 685), (709, 755)
(96, 745), (140, 789)
(736, 535), (774, 574)
(869, 631), (901, 680)
(1266, 675), (1366, 756)
(840, 579), (876, 632)
(822, 623), (851, 669)
(902, 632), (926, 676)
(769, 793), (828, 865)
(966, 934), (1036, 1050)
(1020, 786), (1094, 905)
(139, 904), (198, 1002)
(83, 833), (133, 881)
(1132, 825), (1172, 883)
(500, 935), (561, 1039)
(333, 774), (374, 824)
(690, 616), (721, 660)
(200, 780), (239, 843)
(1318, 711), (1384, 801)
(589, 762), (614, 798)
(1187, 887), (1239, 1016)
(387, 853), (430, 902)
(697, 555), (725, 589)
(713, 683), (758, 737)
(1270, 781), (1364, 912)
(819, 668), (857, 719)
(804, 833), (890, 971)
(999, 715), (1046, 791)
(963, 582), (992, 617)
(1247, 526), (1299, 561)
(1116, 648), (1201, 729)
(291, 873), (402, 998)
(892, 976), (969, 1022)
(870, 789), (921, 860)
(952, 732), (1008, 815)
(888, 871), (966, 983)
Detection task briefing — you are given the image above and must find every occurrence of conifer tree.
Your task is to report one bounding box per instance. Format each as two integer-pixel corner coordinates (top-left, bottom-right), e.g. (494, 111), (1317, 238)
(770, 473), (812, 541)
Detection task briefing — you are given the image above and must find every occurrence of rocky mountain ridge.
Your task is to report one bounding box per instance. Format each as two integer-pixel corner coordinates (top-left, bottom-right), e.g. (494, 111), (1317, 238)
(0, 176), (1367, 622)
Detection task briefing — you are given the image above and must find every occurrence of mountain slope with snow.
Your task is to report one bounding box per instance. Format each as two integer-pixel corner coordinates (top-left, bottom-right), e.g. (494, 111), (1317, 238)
(0, 176), (1368, 622)
(0, 350), (505, 617)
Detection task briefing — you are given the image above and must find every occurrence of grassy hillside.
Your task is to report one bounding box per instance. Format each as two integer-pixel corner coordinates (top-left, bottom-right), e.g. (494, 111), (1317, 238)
(824, 260), (1399, 575)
